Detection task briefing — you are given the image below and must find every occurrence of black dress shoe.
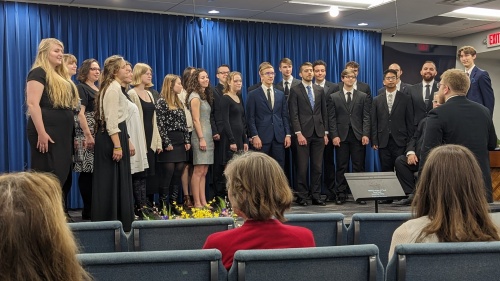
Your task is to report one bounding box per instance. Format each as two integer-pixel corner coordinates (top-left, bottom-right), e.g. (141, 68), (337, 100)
(394, 198), (412, 206)
(312, 199), (326, 206)
(335, 196), (346, 205)
(295, 198), (308, 206)
(357, 200), (367, 205)
(379, 199), (394, 204)
(325, 194), (336, 202)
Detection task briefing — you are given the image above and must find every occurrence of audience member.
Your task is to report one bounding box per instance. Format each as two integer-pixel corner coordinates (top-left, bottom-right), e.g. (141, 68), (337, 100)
(389, 144), (500, 261)
(0, 172), (90, 280)
(203, 152), (315, 270)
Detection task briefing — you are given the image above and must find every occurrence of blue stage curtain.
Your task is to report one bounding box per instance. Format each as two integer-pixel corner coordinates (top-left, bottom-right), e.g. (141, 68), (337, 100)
(0, 2), (383, 208)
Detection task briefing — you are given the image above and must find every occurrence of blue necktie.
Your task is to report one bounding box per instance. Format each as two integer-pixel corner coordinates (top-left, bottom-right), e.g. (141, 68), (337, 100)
(306, 85), (314, 109)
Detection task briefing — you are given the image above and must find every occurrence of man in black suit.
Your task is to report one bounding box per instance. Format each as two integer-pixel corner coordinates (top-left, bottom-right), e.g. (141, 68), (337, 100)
(288, 62), (329, 206)
(377, 63), (412, 95)
(371, 69), (414, 173)
(393, 93), (442, 206)
(420, 69), (497, 203)
(336, 61), (371, 97)
(246, 62), (291, 169)
(275, 58), (302, 100)
(211, 64), (230, 199)
(408, 61), (439, 127)
(328, 69), (371, 205)
(313, 60), (339, 201)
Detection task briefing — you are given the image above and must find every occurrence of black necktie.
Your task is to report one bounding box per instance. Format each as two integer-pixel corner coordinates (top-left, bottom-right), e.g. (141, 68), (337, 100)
(284, 81), (290, 98)
(424, 84), (430, 102)
(267, 88), (272, 108)
(346, 92), (352, 105)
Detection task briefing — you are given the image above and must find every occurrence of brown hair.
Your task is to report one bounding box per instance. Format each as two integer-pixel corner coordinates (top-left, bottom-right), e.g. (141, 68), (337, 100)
(258, 62), (273, 74)
(440, 69), (470, 96)
(181, 66), (195, 88)
(457, 45), (476, 58)
(223, 71), (242, 94)
(160, 74), (184, 110)
(63, 54), (77, 65)
(77, 58), (99, 84)
(299, 62), (313, 72)
(345, 61), (360, 69)
(225, 152), (293, 222)
(279, 57), (293, 66)
(0, 172), (90, 280)
(185, 68), (213, 108)
(413, 144), (499, 242)
(341, 68), (355, 78)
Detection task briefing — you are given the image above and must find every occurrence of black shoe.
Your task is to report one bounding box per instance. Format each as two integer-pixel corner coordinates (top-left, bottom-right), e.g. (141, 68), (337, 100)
(312, 199), (326, 206)
(325, 194), (336, 202)
(295, 198), (308, 206)
(357, 200), (367, 205)
(335, 195), (346, 205)
(379, 199), (393, 204)
(394, 198), (412, 206)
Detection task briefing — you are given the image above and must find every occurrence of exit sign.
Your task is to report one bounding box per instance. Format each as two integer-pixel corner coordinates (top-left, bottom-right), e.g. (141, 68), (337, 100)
(487, 32), (500, 48)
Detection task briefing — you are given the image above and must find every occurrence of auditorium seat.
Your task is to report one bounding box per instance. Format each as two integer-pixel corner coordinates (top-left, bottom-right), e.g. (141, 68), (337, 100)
(386, 241), (500, 281)
(284, 213), (347, 246)
(228, 244), (384, 281)
(347, 213), (412, 266)
(78, 249), (227, 281)
(129, 217), (235, 251)
(68, 221), (128, 253)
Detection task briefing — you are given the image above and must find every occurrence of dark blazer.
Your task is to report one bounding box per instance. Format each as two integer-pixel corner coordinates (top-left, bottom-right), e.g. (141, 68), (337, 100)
(247, 82), (262, 94)
(246, 86), (291, 144)
(288, 83), (328, 138)
(371, 90), (414, 148)
(408, 81), (439, 126)
(210, 83), (224, 135)
(337, 81), (371, 97)
(405, 117), (427, 156)
(321, 80), (338, 98)
(467, 66), (495, 115)
(276, 78), (301, 100)
(328, 89), (371, 141)
(420, 96), (497, 202)
(377, 81), (412, 96)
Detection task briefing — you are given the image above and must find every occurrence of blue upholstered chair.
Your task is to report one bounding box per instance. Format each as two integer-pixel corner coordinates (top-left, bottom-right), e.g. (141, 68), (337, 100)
(68, 221), (128, 253)
(129, 217), (235, 251)
(78, 249), (227, 281)
(347, 213), (412, 266)
(386, 241), (500, 281)
(284, 213), (347, 246)
(228, 244), (384, 281)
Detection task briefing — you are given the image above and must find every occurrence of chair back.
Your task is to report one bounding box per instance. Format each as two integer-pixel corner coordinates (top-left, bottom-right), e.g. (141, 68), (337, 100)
(69, 221), (128, 253)
(284, 213), (347, 246)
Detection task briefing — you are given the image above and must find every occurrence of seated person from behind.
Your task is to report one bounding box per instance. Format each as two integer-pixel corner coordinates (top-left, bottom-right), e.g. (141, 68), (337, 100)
(0, 172), (90, 281)
(203, 151), (316, 270)
(388, 144), (500, 261)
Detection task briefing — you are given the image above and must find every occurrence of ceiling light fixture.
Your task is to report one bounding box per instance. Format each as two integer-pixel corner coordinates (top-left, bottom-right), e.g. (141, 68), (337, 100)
(329, 6), (339, 17)
(287, 0), (394, 10)
(358, 22), (368, 26)
(442, 7), (500, 21)
(208, 10), (220, 14)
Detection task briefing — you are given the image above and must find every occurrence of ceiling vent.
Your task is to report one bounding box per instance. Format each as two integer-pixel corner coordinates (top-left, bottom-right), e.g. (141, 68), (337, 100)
(437, 0), (496, 7)
(413, 16), (464, 25)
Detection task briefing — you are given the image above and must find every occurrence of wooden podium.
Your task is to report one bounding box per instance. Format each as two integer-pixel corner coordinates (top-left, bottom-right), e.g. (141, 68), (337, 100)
(491, 151), (500, 201)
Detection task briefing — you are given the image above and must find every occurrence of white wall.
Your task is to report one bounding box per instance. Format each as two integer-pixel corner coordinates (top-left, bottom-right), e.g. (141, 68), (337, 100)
(381, 34), (453, 45)
(453, 28), (500, 54)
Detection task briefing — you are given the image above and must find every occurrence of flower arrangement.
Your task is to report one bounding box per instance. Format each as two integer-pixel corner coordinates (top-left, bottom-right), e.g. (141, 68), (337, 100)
(141, 196), (240, 226)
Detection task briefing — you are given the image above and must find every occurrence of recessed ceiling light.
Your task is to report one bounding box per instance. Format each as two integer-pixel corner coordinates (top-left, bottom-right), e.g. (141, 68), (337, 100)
(329, 6), (339, 17)
(208, 10), (220, 14)
(442, 7), (500, 21)
(288, 0), (394, 10)
(358, 23), (368, 26)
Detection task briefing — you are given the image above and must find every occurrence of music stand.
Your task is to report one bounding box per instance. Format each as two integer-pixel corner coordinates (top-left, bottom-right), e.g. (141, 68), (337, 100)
(346, 172), (407, 213)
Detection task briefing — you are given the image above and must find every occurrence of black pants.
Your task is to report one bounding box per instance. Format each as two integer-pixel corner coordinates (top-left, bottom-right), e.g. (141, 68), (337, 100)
(394, 155), (418, 194)
(379, 135), (405, 172)
(323, 141), (336, 195)
(294, 133), (325, 200)
(335, 128), (365, 195)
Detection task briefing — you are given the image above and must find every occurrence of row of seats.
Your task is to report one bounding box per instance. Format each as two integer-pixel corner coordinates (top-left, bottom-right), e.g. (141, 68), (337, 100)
(69, 213), (413, 265)
(78, 242), (500, 281)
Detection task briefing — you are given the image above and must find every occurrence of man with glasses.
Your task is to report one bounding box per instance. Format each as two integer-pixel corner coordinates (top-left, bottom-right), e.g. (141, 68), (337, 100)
(327, 69), (371, 205)
(246, 62), (291, 169)
(371, 69), (414, 175)
(408, 61), (439, 128)
(420, 69), (497, 203)
(338, 61), (371, 97)
(377, 63), (412, 95)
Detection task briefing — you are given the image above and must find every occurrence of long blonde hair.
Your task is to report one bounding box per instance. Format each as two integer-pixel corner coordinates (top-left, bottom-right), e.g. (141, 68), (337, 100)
(0, 172), (90, 280)
(160, 74), (184, 110)
(414, 144), (500, 242)
(30, 38), (78, 109)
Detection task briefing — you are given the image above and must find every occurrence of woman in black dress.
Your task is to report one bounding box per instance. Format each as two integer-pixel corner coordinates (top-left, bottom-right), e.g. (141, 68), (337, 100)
(92, 55), (134, 232)
(26, 38), (79, 186)
(74, 58), (100, 220)
(221, 71), (248, 164)
(156, 74), (191, 210)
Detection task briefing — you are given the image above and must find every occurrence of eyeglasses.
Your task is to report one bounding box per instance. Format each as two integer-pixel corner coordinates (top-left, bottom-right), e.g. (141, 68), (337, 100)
(90, 67), (101, 71)
(262, 72), (275, 77)
(218, 71), (230, 75)
(343, 75), (356, 79)
(432, 100), (439, 104)
(384, 76), (397, 81)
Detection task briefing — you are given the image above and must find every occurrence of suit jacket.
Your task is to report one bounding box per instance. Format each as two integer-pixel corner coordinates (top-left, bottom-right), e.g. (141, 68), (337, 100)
(405, 117), (427, 156)
(419, 96), (497, 201)
(246, 86), (291, 144)
(336, 81), (371, 97)
(288, 83), (328, 138)
(210, 83), (224, 135)
(467, 66), (495, 115)
(247, 82), (262, 94)
(320, 80), (338, 98)
(371, 90), (414, 148)
(408, 81), (439, 127)
(276, 78), (301, 100)
(377, 81), (412, 96)
(327, 89), (371, 141)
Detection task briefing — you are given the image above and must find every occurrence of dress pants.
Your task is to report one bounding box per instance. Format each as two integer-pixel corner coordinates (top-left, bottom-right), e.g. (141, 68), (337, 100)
(335, 128), (365, 195)
(294, 133), (325, 200)
(212, 139), (226, 198)
(378, 135), (405, 172)
(323, 141), (336, 195)
(260, 139), (286, 170)
(394, 155), (418, 194)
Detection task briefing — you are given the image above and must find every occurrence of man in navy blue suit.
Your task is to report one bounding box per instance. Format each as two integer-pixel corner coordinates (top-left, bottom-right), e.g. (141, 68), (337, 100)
(458, 45), (495, 115)
(246, 62), (291, 169)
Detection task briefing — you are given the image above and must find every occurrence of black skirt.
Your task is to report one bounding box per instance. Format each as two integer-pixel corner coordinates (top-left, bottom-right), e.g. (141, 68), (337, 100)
(158, 131), (188, 163)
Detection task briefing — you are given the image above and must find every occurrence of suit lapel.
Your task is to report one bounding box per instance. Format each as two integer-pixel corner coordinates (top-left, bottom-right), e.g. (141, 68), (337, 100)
(261, 88), (273, 111)
(391, 91), (401, 114)
(300, 84), (314, 112)
(338, 91), (349, 111)
(380, 92), (389, 113)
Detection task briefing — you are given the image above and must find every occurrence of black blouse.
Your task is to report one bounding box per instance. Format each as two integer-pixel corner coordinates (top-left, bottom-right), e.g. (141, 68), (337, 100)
(155, 98), (190, 147)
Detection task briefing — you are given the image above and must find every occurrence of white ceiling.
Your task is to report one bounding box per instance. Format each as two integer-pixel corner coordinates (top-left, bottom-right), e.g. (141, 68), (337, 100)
(7, 0), (500, 38)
